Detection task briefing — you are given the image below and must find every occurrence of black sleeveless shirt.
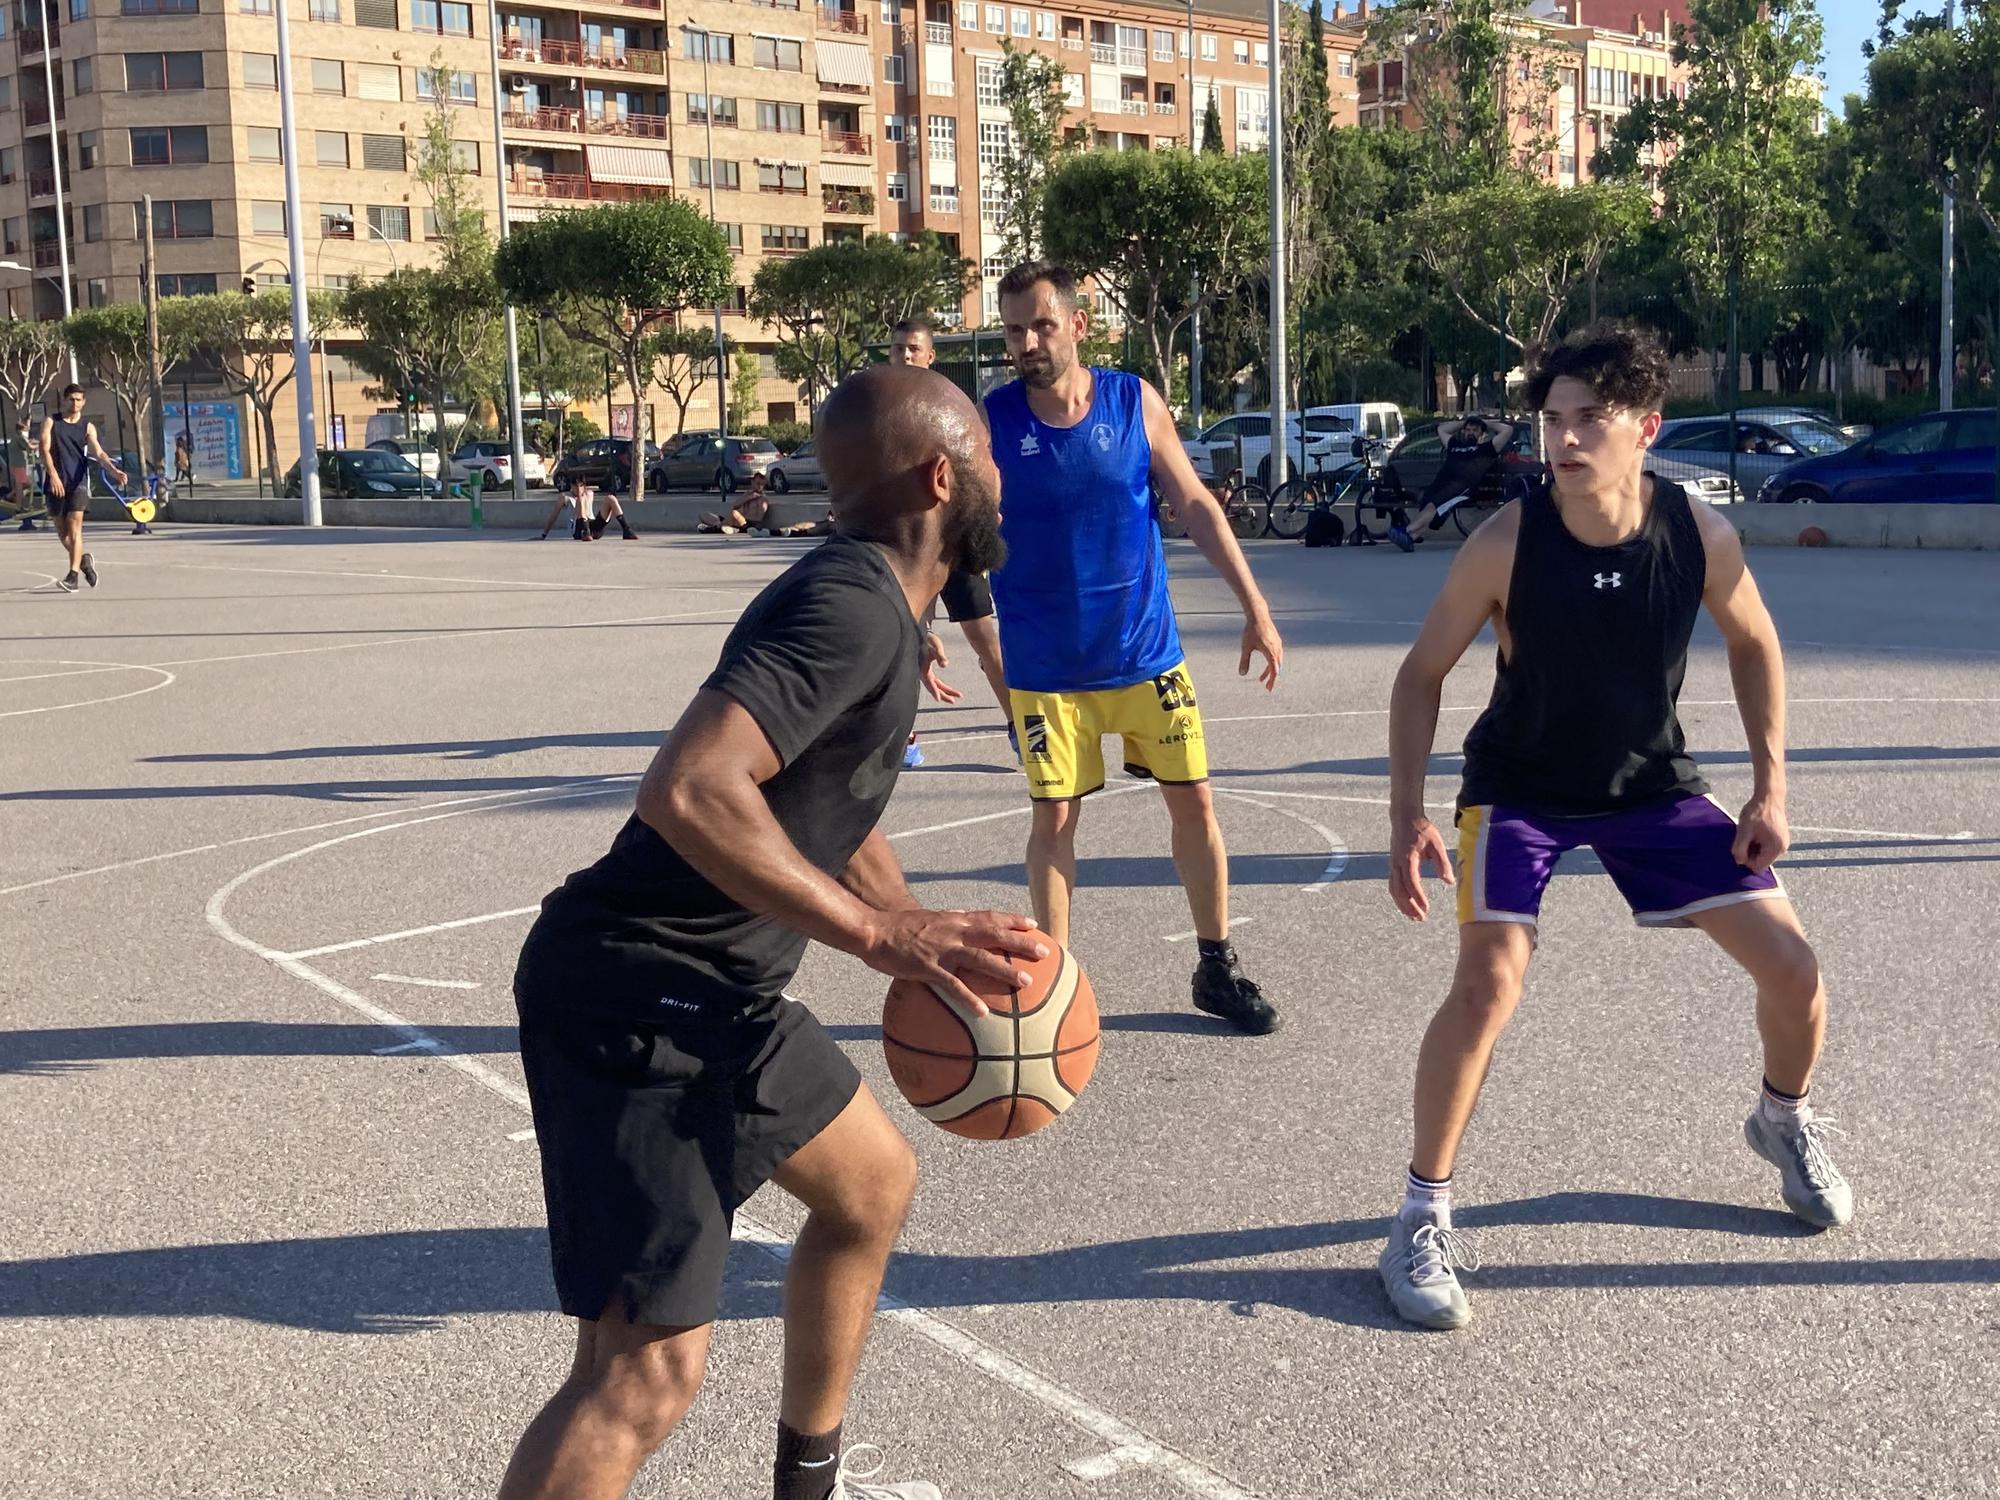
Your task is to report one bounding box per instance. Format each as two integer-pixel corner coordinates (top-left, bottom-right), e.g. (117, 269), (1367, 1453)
(1459, 477), (1709, 816)
(46, 415), (92, 489)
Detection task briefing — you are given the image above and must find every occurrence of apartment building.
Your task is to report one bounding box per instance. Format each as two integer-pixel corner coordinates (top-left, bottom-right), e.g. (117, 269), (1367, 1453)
(0, 0), (1358, 465)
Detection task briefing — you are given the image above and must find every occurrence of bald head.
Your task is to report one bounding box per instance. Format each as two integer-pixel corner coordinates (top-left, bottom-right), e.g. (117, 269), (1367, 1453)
(817, 364), (981, 520)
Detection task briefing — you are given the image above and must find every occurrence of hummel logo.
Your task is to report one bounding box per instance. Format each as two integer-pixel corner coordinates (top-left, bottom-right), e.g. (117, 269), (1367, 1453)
(1593, 572), (1622, 590)
(1018, 429), (1041, 457)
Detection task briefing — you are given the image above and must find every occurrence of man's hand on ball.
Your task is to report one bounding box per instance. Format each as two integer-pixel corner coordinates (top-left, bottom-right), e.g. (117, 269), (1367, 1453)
(864, 909), (1048, 1017)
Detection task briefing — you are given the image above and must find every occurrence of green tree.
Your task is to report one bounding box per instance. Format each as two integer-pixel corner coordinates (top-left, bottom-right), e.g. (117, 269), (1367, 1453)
(729, 349), (761, 431)
(993, 40), (1077, 263)
(175, 290), (342, 485)
(648, 323), (734, 436)
(343, 265), (503, 479)
(516, 317), (611, 458)
(0, 318), (69, 430)
(62, 303), (194, 458)
(411, 56), (488, 275)
(1041, 147), (1269, 395)
(495, 196), (733, 498)
(1200, 90), (1224, 153)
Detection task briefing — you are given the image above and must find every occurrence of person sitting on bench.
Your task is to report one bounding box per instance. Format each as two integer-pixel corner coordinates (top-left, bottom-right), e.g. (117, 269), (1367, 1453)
(1390, 415), (1517, 552)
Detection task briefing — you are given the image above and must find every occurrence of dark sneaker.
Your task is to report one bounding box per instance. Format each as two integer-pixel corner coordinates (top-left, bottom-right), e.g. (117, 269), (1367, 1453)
(1192, 956), (1281, 1034)
(620, 526), (638, 540)
(57, 570), (79, 592)
(571, 519), (589, 540)
(1388, 525), (1415, 553)
(80, 553), (97, 587)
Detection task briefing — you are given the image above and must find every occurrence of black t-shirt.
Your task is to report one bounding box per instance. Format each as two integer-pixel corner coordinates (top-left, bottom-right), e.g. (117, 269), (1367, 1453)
(517, 535), (923, 1018)
(47, 417), (91, 490)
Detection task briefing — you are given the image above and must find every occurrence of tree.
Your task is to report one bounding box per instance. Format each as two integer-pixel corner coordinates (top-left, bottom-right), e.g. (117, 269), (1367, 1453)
(0, 319), (68, 431)
(496, 197), (732, 499)
(992, 40), (1077, 263)
(1042, 148), (1269, 395)
(647, 323), (734, 436)
(516, 317), (610, 458)
(729, 349), (761, 431)
(63, 303), (194, 459)
(1201, 90), (1225, 153)
(748, 233), (971, 408)
(411, 56), (489, 275)
(175, 290), (341, 484)
(343, 265), (503, 479)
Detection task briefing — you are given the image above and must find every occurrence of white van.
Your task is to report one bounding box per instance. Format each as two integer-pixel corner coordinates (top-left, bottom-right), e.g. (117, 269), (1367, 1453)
(1304, 403), (1405, 446)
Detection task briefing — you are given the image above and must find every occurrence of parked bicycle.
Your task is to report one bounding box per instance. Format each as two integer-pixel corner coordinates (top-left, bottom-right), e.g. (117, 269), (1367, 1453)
(1156, 466), (1271, 541)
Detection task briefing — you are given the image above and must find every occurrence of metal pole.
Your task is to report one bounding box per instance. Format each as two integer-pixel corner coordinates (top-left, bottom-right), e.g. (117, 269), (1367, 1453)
(488, 0), (529, 499)
(1726, 265), (1741, 503)
(1940, 0), (1956, 411)
(1186, 0), (1200, 428)
(140, 193), (166, 469)
(273, 0), (322, 525)
(689, 21), (728, 440)
(35, 0), (77, 382)
(1265, 0), (1286, 489)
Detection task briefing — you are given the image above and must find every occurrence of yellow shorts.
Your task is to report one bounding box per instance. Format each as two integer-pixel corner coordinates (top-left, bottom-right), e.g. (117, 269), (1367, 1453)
(1009, 662), (1209, 800)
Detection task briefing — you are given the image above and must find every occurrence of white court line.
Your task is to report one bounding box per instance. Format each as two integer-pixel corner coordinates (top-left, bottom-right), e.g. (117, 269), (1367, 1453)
(129, 558), (755, 594)
(373, 973), (483, 990)
(0, 664), (138, 684)
(285, 906), (544, 959)
(205, 781), (1262, 1500)
(1164, 918), (1255, 943)
(1792, 823), (1980, 843)
(0, 659), (177, 719)
(506, 1128), (538, 1142)
(1217, 790), (1350, 892)
(372, 1039), (435, 1055)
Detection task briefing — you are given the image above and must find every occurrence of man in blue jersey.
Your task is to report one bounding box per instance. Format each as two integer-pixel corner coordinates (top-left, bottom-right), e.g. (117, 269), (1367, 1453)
(988, 262), (1285, 1035)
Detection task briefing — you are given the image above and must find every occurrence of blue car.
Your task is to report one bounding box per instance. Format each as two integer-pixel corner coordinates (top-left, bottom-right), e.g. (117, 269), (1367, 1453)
(1759, 408), (1997, 504)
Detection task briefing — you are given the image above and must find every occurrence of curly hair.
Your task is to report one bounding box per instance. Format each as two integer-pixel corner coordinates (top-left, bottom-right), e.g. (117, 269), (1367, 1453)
(1526, 321), (1671, 413)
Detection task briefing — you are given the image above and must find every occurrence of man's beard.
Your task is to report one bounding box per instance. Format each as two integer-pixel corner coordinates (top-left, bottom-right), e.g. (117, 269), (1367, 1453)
(1017, 348), (1068, 389)
(944, 459), (1007, 574)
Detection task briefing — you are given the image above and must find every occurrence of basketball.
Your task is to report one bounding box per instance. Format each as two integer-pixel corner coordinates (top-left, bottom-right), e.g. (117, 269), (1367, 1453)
(1799, 525), (1829, 547)
(882, 943), (1098, 1140)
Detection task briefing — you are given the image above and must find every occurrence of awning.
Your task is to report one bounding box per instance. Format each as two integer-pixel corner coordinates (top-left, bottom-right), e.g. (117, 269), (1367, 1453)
(820, 159), (872, 186)
(815, 39), (872, 89)
(585, 143), (673, 185)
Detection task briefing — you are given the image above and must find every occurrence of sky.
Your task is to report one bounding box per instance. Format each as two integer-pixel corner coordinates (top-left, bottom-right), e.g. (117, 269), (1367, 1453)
(1820, 2), (1948, 110)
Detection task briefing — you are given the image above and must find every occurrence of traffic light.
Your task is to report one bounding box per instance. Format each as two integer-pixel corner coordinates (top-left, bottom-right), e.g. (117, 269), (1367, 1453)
(241, 276), (256, 294)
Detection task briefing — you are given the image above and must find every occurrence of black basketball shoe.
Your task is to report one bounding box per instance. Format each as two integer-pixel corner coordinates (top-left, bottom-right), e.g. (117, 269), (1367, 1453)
(1192, 950), (1282, 1035)
(80, 553), (98, 587)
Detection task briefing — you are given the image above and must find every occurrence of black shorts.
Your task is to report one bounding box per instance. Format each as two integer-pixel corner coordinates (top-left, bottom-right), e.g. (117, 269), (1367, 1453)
(46, 480), (89, 519)
(939, 569), (993, 623)
(516, 990), (860, 1328)
(587, 513), (610, 537)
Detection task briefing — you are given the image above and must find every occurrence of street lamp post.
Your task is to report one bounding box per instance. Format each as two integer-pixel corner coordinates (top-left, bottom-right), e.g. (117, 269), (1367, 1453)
(271, 0), (322, 525)
(34, 0), (78, 383)
(1187, 0), (1200, 429)
(1265, 0), (1287, 489)
(685, 20), (730, 441)
(486, 0), (530, 499)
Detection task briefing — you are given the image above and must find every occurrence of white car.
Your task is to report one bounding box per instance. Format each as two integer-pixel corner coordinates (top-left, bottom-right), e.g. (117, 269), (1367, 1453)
(765, 439), (824, 493)
(368, 437), (444, 481)
(450, 441), (549, 490)
(1183, 412), (1357, 486)
(1302, 402), (1406, 447)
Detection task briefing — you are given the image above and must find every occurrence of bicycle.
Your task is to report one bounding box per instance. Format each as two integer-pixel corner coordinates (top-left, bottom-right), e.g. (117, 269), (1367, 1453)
(1265, 470), (1331, 540)
(1155, 466), (1271, 541)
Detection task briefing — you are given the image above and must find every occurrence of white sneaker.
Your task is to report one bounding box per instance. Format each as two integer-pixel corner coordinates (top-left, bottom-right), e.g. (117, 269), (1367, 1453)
(1745, 1108), (1854, 1228)
(1379, 1209), (1478, 1330)
(829, 1443), (943, 1500)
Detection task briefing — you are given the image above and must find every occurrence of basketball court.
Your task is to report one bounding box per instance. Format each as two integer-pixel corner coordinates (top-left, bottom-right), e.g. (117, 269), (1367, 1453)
(3, 522), (1995, 1498)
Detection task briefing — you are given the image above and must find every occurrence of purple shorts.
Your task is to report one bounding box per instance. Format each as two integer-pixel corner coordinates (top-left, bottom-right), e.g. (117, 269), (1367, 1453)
(1456, 794), (1784, 929)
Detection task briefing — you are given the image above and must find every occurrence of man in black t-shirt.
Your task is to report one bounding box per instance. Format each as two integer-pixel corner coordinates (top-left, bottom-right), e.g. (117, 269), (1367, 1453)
(501, 365), (1033, 1500)
(39, 385), (127, 592)
(1389, 415), (1517, 552)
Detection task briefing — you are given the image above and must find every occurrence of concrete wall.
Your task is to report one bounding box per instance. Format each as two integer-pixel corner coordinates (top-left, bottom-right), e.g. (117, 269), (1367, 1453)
(1728, 502), (2000, 552)
(165, 491), (831, 534)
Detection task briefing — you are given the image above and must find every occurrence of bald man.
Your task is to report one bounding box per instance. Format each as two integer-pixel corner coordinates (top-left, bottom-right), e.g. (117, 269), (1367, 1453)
(887, 316), (1014, 766)
(503, 365), (1030, 1500)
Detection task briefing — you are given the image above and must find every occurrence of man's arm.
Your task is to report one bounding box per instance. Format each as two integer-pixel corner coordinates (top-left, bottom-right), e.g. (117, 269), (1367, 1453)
(86, 423), (126, 485)
(839, 826), (919, 912)
(37, 419), (61, 497)
(1487, 421), (1518, 451)
(1137, 381), (1283, 689)
(637, 689), (1042, 1011)
(1386, 515), (1514, 921)
(1693, 503), (1789, 872)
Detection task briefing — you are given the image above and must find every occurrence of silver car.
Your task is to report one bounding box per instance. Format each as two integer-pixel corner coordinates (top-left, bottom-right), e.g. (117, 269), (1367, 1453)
(765, 439), (823, 494)
(1649, 413), (1855, 496)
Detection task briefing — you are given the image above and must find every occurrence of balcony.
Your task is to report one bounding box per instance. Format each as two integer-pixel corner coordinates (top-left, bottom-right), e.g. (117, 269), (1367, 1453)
(822, 185), (874, 215)
(817, 5), (867, 34)
(589, 109), (672, 139)
(1089, 42), (1114, 63)
(24, 99), (65, 128)
(759, 180), (808, 195)
(924, 20), (949, 42)
(27, 170), (57, 197)
(512, 169), (674, 203)
(33, 240), (63, 269)
(499, 36), (665, 75)
(1059, 34), (1081, 50)
(18, 25), (56, 55)
(927, 190), (959, 214)
(1118, 99), (1146, 116)
(504, 105), (585, 134)
(822, 130), (871, 156)
(1118, 46), (1144, 68)
(1153, 101), (1176, 115)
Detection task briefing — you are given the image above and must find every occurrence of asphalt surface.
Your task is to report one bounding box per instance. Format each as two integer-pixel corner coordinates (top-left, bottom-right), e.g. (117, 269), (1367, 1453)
(2, 522), (1996, 1500)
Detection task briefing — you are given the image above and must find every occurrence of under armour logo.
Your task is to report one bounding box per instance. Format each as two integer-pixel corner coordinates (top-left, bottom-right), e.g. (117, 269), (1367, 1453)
(1018, 429), (1041, 456)
(1593, 572), (1622, 590)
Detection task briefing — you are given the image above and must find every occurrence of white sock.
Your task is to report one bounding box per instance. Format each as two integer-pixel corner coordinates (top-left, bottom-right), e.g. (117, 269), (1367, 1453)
(1402, 1167), (1453, 1229)
(1760, 1078), (1811, 1127)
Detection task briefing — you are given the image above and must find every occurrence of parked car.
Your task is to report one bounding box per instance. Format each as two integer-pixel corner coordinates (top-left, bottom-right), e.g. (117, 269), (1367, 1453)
(765, 439), (824, 493)
(1757, 408), (1998, 505)
(369, 436), (443, 480)
(1182, 412), (1355, 486)
(1302, 402), (1406, 446)
(1649, 413), (1855, 496)
(281, 448), (436, 498)
(1737, 404), (1872, 442)
(451, 440), (549, 491)
(647, 433), (781, 494)
(552, 437), (657, 494)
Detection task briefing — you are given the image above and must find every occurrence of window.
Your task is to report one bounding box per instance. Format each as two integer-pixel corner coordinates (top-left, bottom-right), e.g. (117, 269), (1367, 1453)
(755, 100), (805, 132)
(122, 0), (197, 12)
(158, 273), (218, 296)
(1153, 28), (1172, 59)
(367, 204), (412, 241)
(410, 0), (471, 34)
(71, 0), (88, 16)
(78, 131), (101, 169)
(1232, 38), (1247, 63)
(984, 4), (1001, 31)
(1872, 418), (1950, 457)
(1011, 8), (1028, 35)
(977, 120), (1009, 216)
(316, 130), (349, 167)
(0, 148), (13, 184)
(1199, 33), (1215, 60)
(926, 66), (954, 97)
(975, 60), (1002, 108)
(0, 79), (10, 110)
(885, 171), (907, 201)
(884, 114), (906, 142)
(928, 183), (958, 212)
(719, 221), (743, 251)
(308, 0), (337, 18)
(687, 157), (741, 189)
(958, 0), (975, 27)
(757, 160), (806, 192)
(247, 126), (283, 162)
(879, 0), (899, 22)
(417, 69), (478, 103)
(360, 133), (406, 171)
(927, 113), (954, 159)
(241, 0), (273, 10)
(354, 62), (400, 101)
(149, 199), (215, 239)
(683, 29), (733, 63)
(73, 57), (94, 94)
(452, 139), (480, 172)
(1, 216), (20, 253)
(689, 93), (739, 126)
(1337, 54), (1352, 78)
(127, 51), (202, 90)
(311, 58), (343, 94)
(753, 35), (803, 70)
(884, 53), (904, 85)
(82, 203), (105, 241)
(1035, 10), (1052, 38)
(320, 202), (354, 235)
(252, 200), (287, 234)
(760, 223), (808, 251)
(244, 53), (277, 89)
(131, 125), (210, 165)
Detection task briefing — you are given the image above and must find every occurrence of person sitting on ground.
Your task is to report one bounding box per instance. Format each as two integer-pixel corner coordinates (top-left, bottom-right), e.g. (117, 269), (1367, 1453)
(697, 472), (778, 534)
(1391, 415), (1518, 552)
(538, 472), (637, 541)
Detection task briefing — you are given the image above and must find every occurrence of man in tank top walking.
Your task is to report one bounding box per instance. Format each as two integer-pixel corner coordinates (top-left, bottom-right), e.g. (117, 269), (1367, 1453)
(39, 384), (126, 593)
(988, 261), (1285, 1035)
(1379, 323), (1852, 1330)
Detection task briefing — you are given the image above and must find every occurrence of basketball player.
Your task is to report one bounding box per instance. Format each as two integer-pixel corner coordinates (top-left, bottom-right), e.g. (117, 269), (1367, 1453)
(502, 365), (1036, 1500)
(887, 316), (1012, 766)
(39, 385), (126, 592)
(1379, 323), (1851, 1330)
(989, 262), (1284, 1035)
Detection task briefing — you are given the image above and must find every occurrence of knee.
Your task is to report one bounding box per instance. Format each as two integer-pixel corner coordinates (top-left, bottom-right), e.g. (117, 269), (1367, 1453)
(1760, 933), (1822, 1009)
(1163, 785), (1217, 832)
(1444, 960), (1525, 1030)
(579, 1343), (705, 1451)
(819, 1134), (918, 1243)
(1030, 803), (1078, 847)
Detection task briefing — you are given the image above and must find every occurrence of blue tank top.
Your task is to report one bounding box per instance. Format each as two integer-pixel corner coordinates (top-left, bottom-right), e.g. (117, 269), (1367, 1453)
(985, 369), (1183, 693)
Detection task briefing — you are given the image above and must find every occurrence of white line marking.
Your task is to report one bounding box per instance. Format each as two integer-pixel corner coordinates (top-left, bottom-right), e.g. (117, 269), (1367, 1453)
(206, 782), (1261, 1500)
(372, 1040), (435, 1055)
(1165, 919), (1255, 943)
(0, 664), (138, 684)
(1218, 791), (1351, 892)
(285, 906), (544, 959)
(372, 974), (483, 990)
(1791, 823), (1981, 843)
(0, 659), (177, 719)
(507, 1128), (538, 1142)
(130, 558), (747, 593)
